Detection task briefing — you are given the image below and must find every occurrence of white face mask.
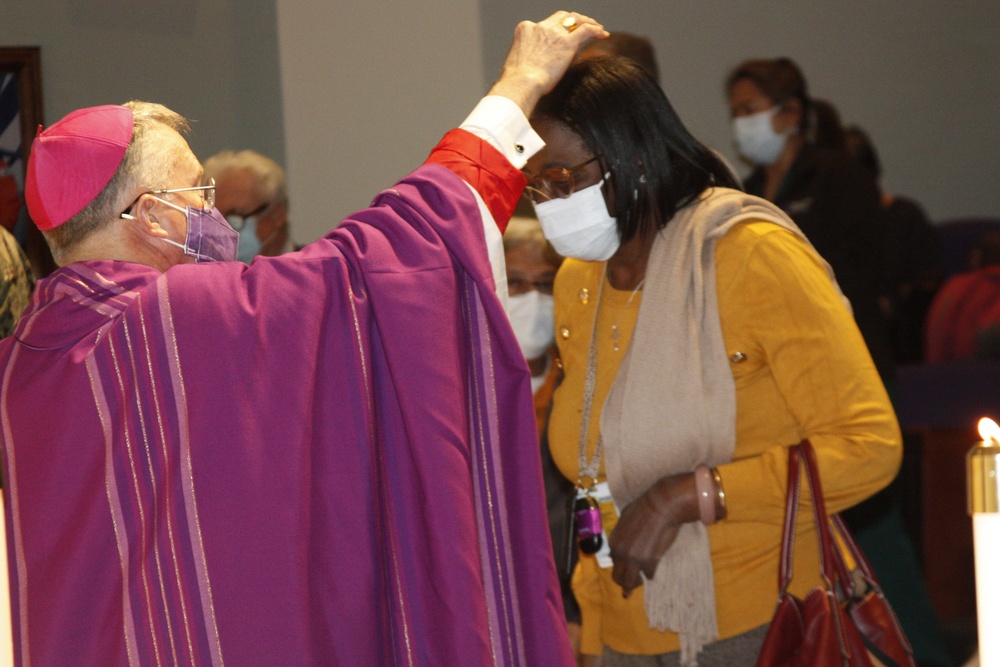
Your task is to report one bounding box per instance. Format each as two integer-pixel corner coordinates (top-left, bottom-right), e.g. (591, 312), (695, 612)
(508, 291), (555, 361)
(532, 179), (620, 261)
(732, 106), (792, 166)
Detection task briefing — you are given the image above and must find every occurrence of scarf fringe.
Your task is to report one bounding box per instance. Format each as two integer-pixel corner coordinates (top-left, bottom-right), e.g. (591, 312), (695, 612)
(643, 522), (718, 667)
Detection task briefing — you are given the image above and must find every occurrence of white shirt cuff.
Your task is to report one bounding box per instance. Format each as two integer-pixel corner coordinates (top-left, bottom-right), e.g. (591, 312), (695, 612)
(459, 95), (544, 169)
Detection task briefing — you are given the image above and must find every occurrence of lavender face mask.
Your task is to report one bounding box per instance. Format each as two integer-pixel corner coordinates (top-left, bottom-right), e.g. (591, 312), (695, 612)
(155, 200), (239, 263)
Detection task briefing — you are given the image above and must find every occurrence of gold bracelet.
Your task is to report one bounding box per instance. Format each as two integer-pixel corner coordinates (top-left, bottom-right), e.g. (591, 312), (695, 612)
(711, 467), (728, 521)
(694, 465), (717, 525)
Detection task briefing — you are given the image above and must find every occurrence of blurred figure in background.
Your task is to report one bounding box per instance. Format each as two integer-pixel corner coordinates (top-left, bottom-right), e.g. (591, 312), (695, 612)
(727, 60), (953, 667)
(504, 214), (563, 413)
(926, 232), (1000, 363)
(0, 225), (34, 338)
(503, 214), (582, 656)
(203, 149), (291, 262)
(725, 58), (893, 381)
(0, 159), (28, 666)
(0, 153), (22, 232)
(845, 125), (944, 364)
(808, 97), (847, 150)
(577, 31), (660, 83)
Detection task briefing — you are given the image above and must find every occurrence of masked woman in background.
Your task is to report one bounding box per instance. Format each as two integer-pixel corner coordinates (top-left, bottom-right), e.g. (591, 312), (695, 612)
(727, 64), (952, 666)
(725, 58), (892, 381)
(505, 215), (564, 426)
(526, 57), (901, 666)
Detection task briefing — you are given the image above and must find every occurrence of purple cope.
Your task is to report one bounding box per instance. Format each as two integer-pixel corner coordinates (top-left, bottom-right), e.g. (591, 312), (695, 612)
(0, 164), (574, 666)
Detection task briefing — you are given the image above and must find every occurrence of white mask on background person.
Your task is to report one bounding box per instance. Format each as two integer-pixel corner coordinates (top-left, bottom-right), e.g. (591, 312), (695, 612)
(230, 214), (261, 264)
(732, 106), (791, 166)
(532, 178), (620, 261)
(508, 290), (555, 361)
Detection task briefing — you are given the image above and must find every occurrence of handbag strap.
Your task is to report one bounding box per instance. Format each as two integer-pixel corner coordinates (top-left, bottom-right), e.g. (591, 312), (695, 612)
(801, 441), (873, 595)
(778, 445), (802, 591)
(800, 441), (846, 585)
(831, 514), (874, 595)
(779, 441), (841, 593)
(803, 442), (917, 658)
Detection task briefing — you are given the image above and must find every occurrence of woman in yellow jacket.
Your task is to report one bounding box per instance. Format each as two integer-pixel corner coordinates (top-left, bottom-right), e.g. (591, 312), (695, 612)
(524, 56), (901, 667)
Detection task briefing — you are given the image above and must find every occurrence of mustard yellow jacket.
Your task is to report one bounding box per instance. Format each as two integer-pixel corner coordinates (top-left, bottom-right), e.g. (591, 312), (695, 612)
(548, 221), (902, 655)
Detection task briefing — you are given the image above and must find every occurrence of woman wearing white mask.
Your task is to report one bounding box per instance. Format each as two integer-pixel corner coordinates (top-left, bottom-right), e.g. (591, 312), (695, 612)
(504, 215), (564, 422)
(526, 57), (901, 666)
(726, 58), (892, 381)
(503, 215), (584, 654)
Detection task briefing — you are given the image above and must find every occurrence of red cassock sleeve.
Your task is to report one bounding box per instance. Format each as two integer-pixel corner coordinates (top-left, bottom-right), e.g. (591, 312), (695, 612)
(424, 128), (527, 234)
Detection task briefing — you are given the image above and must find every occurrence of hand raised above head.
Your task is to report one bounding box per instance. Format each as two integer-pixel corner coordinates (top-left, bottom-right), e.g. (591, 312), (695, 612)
(489, 11), (607, 118)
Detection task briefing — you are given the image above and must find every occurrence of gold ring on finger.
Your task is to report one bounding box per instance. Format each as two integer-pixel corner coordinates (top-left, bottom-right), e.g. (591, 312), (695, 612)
(562, 16), (579, 32)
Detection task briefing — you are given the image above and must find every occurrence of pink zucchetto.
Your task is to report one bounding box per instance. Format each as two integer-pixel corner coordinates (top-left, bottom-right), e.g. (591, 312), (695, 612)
(25, 105), (134, 231)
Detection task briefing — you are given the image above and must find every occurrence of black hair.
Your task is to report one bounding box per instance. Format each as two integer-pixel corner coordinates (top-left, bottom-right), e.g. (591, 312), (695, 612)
(533, 57), (740, 244)
(844, 125), (882, 181)
(810, 98), (846, 151)
(579, 32), (660, 83)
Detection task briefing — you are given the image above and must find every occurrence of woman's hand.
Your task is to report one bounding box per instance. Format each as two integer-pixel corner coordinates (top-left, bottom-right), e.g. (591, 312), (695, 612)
(609, 472), (699, 597)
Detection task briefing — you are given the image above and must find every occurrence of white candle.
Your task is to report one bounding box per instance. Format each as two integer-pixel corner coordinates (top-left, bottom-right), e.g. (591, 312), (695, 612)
(970, 418), (1000, 666)
(975, 513), (1000, 666)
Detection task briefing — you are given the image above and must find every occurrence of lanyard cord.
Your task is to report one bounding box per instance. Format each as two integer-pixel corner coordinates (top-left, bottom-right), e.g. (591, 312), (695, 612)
(577, 266), (607, 487)
(576, 265), (645, 488)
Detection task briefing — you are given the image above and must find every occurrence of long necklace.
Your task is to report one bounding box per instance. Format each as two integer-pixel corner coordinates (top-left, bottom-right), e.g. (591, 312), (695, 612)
(577, 269), (607, 488)
(573, 265), (645, 556)
(610, 277), (645, 352)
(577, 266), (645, 485)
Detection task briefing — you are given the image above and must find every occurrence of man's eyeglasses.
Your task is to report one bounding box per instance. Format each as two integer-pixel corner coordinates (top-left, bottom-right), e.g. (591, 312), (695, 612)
(149, 178), (216, 210)
(226, 202), (270, 231)
(523, 156), (600, 203)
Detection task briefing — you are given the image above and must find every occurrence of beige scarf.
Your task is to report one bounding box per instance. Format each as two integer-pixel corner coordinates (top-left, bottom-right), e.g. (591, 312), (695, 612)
(601, 188), (842, 665)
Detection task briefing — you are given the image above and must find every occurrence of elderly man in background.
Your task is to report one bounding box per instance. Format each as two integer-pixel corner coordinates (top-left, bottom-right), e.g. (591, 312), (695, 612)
(203, 149), (292, 262)
(0, 12), (606, 666)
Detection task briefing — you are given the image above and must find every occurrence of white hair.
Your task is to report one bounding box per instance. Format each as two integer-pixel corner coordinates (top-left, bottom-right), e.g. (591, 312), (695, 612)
(203, 149), (287, 207)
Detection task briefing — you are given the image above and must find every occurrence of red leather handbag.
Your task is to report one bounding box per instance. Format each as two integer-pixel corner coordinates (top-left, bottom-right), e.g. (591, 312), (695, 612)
(755, 441), (916, 667)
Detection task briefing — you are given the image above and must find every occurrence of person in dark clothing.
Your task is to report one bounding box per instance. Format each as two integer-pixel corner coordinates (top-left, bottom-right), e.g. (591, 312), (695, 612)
(726, 59), (954, 667)
(845, 125), (944, 364)
(725, 58), (893, 381)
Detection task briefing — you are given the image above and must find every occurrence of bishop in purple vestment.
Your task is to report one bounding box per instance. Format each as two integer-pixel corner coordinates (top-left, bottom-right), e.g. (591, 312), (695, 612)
(0, 12), (608, 666)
